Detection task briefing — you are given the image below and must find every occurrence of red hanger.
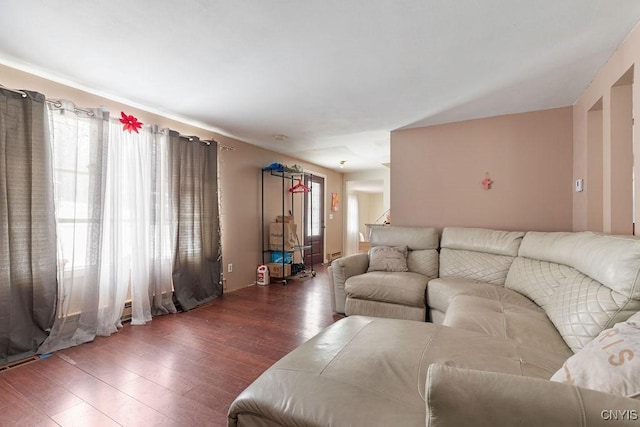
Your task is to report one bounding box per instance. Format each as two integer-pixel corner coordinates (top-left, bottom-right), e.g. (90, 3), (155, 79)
(289, 179), (310, 193)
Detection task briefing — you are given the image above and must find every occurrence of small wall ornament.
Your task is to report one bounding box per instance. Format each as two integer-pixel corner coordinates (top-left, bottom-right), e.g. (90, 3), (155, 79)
(331, 192), (339, 211)
(120, 112), (143, 133)
(482, 172), (493, 190)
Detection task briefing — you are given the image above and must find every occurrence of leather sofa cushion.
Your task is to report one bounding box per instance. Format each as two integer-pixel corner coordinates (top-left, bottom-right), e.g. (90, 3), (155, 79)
(438, 227), (524, 286)
(425, 364), (640, 427)
(439, 248), (515, 285)
(444, 295), (572, 377)
(512, 231), (640, 352)
(505, 256), (572, 309)
(345, 271), (428, 308)
(427, 277), (539, 313)
(519, 231), (640, 300)
(544, 269), (640, 352)
(406, 249), (439, 279)
(228, 316), (560, 427)
(345, 298), (425, 321)
(441, 227), (524, 256)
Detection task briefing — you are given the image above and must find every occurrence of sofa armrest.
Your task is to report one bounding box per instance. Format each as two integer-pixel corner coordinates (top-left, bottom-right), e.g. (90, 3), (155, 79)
(330, 254), (369, 314)
(426, 363), (640, 427)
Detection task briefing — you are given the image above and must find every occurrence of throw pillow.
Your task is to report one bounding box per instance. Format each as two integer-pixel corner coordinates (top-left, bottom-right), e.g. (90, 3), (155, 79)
(367, 245), (409, 272)
(550, 314), (640, 398)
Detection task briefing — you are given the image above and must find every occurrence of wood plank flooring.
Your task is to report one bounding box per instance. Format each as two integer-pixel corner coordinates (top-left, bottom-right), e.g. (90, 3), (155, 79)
(0, 266), (343, 426)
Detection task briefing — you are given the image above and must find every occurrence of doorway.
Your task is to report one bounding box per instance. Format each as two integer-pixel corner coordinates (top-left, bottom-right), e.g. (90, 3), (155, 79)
(345, 179), (386, 255)
(304, 175), (324, 266)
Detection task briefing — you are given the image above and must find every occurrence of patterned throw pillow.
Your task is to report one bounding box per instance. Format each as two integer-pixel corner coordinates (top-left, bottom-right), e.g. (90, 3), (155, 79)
(367, 245), (409, 272)
(550, 312), (640, 398)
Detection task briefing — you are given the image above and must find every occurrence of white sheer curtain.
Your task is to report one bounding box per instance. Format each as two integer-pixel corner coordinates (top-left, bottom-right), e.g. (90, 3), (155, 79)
(97, 122), (176, 335)
(347, 193), (359, 255)
(40, 107), (177, 353)
(39, 101), (107, 354)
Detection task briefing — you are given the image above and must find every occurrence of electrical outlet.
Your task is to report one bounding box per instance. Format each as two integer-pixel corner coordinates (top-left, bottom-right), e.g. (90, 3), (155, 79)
(228, 263), (233, 273)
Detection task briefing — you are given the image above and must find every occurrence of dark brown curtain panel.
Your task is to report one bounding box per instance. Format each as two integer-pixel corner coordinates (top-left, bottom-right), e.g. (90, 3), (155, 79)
(0, 89), (57, 364)
(169, 132), (222, 311)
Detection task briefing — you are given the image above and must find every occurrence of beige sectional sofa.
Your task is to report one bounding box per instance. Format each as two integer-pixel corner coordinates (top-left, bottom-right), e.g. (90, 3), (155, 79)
(228, 226), (640, 427)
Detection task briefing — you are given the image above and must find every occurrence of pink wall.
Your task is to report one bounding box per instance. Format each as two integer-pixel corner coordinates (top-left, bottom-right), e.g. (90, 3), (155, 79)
(573, 23), (640, 234)
(391, 107), (573, 232)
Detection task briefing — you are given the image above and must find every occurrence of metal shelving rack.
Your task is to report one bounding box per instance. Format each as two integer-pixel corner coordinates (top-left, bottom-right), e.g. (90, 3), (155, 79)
(261, 167), (316, 285)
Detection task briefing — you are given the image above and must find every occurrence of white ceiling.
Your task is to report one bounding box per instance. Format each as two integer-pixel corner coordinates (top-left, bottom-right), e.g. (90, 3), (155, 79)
(349, 179), (385, 194)
(1, 1), (640, 172)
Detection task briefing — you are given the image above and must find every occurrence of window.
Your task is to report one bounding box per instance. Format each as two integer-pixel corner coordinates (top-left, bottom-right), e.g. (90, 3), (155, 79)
(50, 108), (101, 272)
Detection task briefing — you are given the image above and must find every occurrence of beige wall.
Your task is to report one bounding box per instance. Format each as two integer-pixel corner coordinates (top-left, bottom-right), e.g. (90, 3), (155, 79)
(1, 64), (343, 292)
(573, 23), (640, 235)
(221, 144), (343, 290)
(391, 107), (573, 232)
(355, 192), (384, 238)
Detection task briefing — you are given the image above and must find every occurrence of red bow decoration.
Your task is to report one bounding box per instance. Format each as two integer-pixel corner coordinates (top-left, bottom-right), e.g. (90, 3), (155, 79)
(119, 112), (143, 133)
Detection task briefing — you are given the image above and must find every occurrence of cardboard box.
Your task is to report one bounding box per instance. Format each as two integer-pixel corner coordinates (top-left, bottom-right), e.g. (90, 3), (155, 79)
(270, 251), (293, 264)
(276, 215), (295, 223)
(269, 222), (297, 251)
(267, 262), (291, 278)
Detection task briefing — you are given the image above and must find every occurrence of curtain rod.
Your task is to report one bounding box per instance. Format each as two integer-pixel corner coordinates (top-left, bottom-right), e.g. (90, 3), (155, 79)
(178, 135), (236, 151)
(0, 85), (27, 97)
(47, 99), (95, 117)
(1, 84), (95, 116)
(2, 83), (236, 150)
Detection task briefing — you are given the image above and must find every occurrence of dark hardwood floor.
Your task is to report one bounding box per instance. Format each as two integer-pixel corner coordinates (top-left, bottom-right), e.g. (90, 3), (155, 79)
(0, 266), (343, 426)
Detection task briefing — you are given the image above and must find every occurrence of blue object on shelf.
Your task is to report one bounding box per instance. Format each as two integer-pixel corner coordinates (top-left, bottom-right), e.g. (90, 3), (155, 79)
(270, 251), (292, 264)
(263, 162), (285, 172)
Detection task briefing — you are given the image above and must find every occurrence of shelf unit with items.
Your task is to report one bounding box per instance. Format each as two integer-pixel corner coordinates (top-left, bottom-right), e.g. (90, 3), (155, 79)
(261, 165), (316, 285)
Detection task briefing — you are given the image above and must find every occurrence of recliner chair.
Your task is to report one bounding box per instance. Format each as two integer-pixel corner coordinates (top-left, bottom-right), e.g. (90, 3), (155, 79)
(329, 226), (439, 321)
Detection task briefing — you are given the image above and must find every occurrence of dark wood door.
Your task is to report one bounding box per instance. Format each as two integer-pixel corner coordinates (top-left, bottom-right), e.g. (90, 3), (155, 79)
(303, 175), (324, 266)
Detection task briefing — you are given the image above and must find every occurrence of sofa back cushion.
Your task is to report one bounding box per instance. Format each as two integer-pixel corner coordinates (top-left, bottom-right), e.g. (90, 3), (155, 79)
(508, 231), (640, 352)
(439, 227), (525, 285)
(369, 226), (439, 280)
(505, 257), (573, 309)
